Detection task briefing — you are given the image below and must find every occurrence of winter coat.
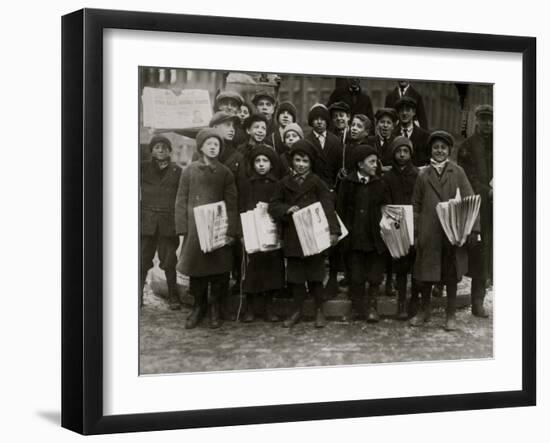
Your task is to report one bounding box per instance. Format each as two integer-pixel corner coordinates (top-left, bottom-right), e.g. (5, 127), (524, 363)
(140, 160), (182, 236)
(367, 135), (397, 167)
(393, 125), (431, 167)
(412, 161), (480, 282)
(327, 87), (375, 123)
(342, 135), (370, 174)
(269, 173), (340, 258)
(385, 85), (429, 130)
(337, 172), (387, 254)
(217, 140), (243, 178)
(175, 158), (238, 277)
(268, 125), (288, 156)
(304, 130), (344, 190)
(382, 161), (419, 205)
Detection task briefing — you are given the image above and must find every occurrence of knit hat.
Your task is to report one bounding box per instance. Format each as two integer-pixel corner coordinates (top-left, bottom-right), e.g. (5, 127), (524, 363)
(307, 103), (330, 126)
(215, 90), (244, 108)
(248, 144), (279, 169)
(375, 107), (398, 122)
(282, 123), (304, 140)
(389, 136), (414, 155)
(328, 101), (351, 115)
(428, 130), (454, 149)
(209, 111), (240, 127)
(252, 90), (276, 105)
(352, 144), (379, 165)
(352, 114), (373, 132)
(475, 104), (493, 117)
(195, 128), (224, 154)
(149, 135), (172, 152)
(276, 101), (297, 122)
(243, 112), (269, 130)
(289, 139), (316, 165)
(394, 96), (417, 110)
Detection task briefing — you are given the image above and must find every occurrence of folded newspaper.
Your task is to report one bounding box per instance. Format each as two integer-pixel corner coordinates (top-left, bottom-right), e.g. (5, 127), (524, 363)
(240, 202), (281, 254)
(380, 205), (414, 259)
(436, 188), (481, 247)
(193, 201), (229, 253)
(292, 202), (348, 257)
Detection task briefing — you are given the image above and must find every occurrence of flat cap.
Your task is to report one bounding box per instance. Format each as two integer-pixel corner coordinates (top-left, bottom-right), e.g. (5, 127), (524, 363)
(215, 90), (244, 107)
(352, 144), (379, 165)
(328, 101), (351, 114)
(394, 96), (417, 110)
(209, 111), (240, 127)
(252, 90), (276, 105)
(375, 107), (398, 122)
(428, 130), (454, 148)
(475, 104), (493, 117)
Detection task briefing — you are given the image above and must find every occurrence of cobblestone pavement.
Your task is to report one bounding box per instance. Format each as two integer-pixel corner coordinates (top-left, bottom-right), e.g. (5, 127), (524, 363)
(139, 281), (493, 375)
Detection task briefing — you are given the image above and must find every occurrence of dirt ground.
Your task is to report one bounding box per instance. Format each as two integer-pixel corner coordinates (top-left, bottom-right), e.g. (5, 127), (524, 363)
(139, 279), (493, 375)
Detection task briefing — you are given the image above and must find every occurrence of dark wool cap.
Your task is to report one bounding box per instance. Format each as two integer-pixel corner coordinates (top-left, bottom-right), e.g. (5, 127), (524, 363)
(252, 90), (276, 105)
(149, 135), (172, 152)
(209, 111), (240, 127)
(328, 101), (351, 114)
(475, 104), (493, 117)
(248, 144), (279, 168)
(275, 101), (298, 121)
(196, 128), (224, 153)
(389, 136), (414, 155)
(289, 139), (316, 164)
(394, 96), (417, 110)
(428, 130), (454, 149)
(352, 144), (379, 165)
(215, 90), (244, 107)
(307, 103), (330, 126)
(243, 112), (269, 130)
(375, 107), (398, 122)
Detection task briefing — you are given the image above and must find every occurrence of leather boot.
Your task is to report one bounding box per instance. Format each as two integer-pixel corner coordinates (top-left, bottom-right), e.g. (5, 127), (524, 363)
(165, 270), (181, 310)
(243, 294), (255, 323)
(209, 299), (222, 329)
(264, 291), (279, 322)
(471, 278), (489, 318)
(283, 284), (304, 328)
(349, 283), (365, 320)
(312, 283), (327, 328)
(366, 285), (380, 323)
(410, 285), (431, 327)
(185, 289), (206, 329)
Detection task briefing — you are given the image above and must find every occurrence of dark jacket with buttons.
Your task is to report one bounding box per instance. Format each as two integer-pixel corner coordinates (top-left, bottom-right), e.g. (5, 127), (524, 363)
(304, 130), (344, 190)
(337, 171), (387, 254)
(140, 160), (182, 236)
(382, 160), (419, 205)
(269, 173), (340, 258)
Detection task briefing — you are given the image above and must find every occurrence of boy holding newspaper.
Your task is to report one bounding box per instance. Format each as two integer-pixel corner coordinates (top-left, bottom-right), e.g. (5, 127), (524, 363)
(175, 128), (238, 329)
(269, 140), (341, 328)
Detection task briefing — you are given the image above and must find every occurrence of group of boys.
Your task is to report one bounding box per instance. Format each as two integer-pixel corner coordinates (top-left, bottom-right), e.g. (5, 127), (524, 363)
(140, 77), (493, 329)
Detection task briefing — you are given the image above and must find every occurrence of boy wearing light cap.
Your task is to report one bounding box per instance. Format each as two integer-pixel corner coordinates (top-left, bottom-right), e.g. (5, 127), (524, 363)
(140, 135), (182, 310)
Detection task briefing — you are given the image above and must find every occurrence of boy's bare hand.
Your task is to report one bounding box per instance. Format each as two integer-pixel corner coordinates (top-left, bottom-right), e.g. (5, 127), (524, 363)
(287, 206), (300, 214)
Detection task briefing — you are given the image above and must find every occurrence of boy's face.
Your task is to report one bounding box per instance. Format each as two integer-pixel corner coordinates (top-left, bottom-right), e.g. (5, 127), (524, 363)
(284, 130), (300, 147)
(332, 111), (350, 130)
(312, 117), (328, 134)
(253, 154), (272, 175)
(398, 105), (416, 125)
(247, 121), (267, 143)
(292, 153), (311, 175)
(239, 105), (250, 124)
(431, 140), (450, 162)
(277, 110), (294, 127)
(477, 114), (493, 137)
(214, 120), (235, 141)
(350, 118), (367, 140)
(151, 142), (171, 161)
(376, 115), (395, 139)
(200, 137), (221, 159)
(256, 98), (275, 119)
(218, 98), (239, 115)
(394, 146), (411, 166)
(357, 154), (378, 177)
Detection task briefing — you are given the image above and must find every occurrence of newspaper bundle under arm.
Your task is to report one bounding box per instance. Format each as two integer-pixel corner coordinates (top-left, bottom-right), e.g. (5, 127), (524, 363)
(193, 201), (230, 253)
(240, 202), (281, 254)
(380, 205), (414, 259)
(435, 188), (481, 246)
(292, 202), (348, 257)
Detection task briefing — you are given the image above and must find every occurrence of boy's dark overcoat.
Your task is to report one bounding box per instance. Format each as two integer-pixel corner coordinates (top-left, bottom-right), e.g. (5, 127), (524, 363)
(269, 173), (340, 258)
(382, 161), (419, 206)
(412, 161), (480, 282)
(367, 135), (396, 166)
(175, 159), (238, 277)
(304, 130), (344, 190)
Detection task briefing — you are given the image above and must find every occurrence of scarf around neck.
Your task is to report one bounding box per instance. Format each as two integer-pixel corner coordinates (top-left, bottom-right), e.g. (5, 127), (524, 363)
(430, 158), (449, 176)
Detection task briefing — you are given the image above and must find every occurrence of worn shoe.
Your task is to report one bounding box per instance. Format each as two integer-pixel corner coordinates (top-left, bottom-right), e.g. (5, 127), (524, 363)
(283, 310), (301, 328)
(444, 313), (457, 331)
(209, 302), (222, 329)
(315, 308), (327, 328)
(185, 306), (204, 329)
(472, 298), (489, 318)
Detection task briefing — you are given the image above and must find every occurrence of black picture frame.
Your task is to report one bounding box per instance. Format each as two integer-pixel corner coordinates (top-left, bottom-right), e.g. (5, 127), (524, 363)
(61, 8), (536, 435)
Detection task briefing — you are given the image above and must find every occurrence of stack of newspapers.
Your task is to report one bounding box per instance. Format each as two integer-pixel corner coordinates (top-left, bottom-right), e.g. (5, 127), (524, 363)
(193, 201), (229, 253)
(380, 205), (414, 259)
(240, 202), (281, 254)
(436, 188), (481, 246)
(292, 202), (348, 257)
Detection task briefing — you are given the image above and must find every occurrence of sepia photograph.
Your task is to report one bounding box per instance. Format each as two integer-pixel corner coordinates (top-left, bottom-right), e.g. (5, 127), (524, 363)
(138, 67), (494, 375)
